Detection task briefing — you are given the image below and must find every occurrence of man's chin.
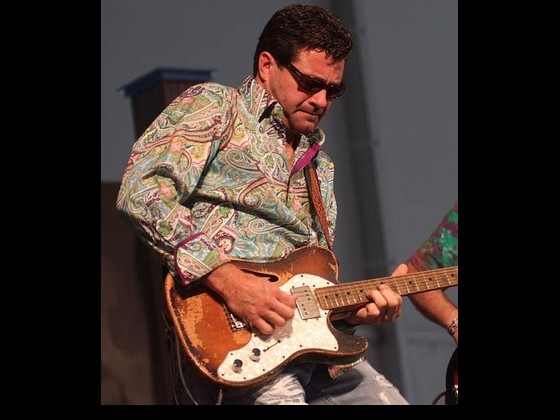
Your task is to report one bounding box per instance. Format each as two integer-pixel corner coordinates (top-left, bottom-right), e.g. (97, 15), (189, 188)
(295, 119), (319, 135)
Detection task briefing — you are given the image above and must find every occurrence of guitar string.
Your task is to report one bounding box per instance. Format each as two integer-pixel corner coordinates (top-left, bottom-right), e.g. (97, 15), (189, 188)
(315, 269), (458, 300)
(316, 267), (458, 296)
(316, 274), (458, 308)
(317, 267), (458, 291)
(314, 267), (458, 309)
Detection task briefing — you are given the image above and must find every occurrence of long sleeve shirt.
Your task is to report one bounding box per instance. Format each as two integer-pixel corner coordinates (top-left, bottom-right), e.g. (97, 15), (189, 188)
(116, 76), (337, 284)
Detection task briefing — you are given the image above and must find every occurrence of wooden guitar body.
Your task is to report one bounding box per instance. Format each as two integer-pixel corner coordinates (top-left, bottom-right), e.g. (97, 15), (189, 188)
(165, 246), (367, 389)
(165, 245), (458, 390)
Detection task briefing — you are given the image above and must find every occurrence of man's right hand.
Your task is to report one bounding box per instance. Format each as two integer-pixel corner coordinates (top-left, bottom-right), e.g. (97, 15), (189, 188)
(201, 262), (296, 335)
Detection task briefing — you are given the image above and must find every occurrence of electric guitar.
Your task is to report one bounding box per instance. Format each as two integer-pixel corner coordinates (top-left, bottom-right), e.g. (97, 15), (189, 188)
(165, 245), (458, 389)
(445, 347), (458, 404)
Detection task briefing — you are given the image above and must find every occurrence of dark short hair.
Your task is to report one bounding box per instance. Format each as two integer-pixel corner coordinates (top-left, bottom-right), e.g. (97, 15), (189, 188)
(253, 4), (354, 75)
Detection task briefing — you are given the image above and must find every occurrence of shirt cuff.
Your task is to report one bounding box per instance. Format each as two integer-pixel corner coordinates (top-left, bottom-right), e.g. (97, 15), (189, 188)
(174, 232), (231, 285)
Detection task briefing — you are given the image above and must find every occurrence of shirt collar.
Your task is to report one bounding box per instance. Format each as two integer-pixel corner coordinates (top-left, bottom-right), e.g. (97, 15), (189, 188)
(238, 76), (326, 149)
(238, 76), (276, 120)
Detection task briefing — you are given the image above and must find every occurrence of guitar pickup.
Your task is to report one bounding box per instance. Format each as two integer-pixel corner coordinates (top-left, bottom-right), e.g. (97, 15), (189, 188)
(291, 285), (321, 320)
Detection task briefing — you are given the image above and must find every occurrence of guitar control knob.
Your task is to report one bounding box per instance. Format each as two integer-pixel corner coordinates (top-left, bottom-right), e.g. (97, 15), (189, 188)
(232, 359), (243, 373)
(249, 348), (261, 362)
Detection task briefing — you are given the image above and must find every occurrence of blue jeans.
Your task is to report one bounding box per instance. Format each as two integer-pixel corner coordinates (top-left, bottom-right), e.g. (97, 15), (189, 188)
(178, 360), (409, 405)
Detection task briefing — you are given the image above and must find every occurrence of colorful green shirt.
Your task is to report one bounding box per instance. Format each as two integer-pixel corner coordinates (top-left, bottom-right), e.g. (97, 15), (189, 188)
(408, 201), (458, 271)
(116, 77), (336, 284)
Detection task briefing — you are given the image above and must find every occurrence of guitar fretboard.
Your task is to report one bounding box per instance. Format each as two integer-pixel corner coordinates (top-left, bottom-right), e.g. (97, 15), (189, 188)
(314, 266), (458, 311)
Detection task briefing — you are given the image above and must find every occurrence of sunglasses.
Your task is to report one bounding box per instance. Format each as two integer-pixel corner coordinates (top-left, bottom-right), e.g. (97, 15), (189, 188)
(285, 63), (346, 100)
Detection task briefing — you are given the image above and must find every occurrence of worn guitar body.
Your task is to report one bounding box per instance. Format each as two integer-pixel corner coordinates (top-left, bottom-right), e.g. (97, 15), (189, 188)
(165, 245), (458, 390)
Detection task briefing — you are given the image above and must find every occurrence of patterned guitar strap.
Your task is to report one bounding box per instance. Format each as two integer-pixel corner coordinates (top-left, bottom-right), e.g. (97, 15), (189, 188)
(304, 161), (334, 252)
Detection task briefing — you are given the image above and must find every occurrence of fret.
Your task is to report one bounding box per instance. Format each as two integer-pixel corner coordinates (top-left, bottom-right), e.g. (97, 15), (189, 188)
(405, 278), (419, 294)
(422, 274), (430, 290)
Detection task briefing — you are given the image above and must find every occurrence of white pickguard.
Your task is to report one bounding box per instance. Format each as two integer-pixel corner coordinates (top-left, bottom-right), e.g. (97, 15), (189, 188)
(217, 273), (337, 383)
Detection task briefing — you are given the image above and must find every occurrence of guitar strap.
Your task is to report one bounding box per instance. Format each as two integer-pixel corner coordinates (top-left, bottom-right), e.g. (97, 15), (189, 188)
(304, 161), (334, 252)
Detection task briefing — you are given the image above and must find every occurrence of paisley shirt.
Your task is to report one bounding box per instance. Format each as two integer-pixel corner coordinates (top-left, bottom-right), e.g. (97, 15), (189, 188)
(116, 77), (336, 285)
(408, 201), (458, 271)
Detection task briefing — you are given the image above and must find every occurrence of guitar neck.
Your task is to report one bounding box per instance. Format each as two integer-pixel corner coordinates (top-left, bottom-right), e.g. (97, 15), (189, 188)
(314, 266), (458, 311)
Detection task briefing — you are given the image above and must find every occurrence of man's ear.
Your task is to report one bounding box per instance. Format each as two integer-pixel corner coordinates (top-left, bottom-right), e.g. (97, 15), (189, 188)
(256, 51), (275, 83)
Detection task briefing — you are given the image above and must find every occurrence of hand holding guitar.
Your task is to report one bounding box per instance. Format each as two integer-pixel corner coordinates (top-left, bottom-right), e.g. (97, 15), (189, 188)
(201, 261), (297, 336)
(343, 263), (407, 325)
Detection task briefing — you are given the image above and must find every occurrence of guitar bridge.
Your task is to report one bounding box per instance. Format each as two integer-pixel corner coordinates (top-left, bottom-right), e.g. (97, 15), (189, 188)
(291, 285), (321, 320)
(222, 303), (248, 331)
